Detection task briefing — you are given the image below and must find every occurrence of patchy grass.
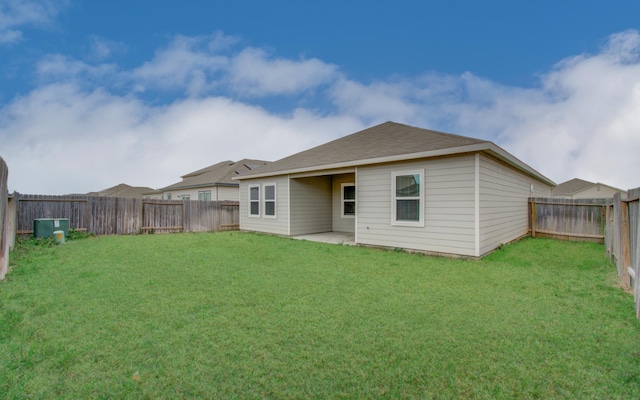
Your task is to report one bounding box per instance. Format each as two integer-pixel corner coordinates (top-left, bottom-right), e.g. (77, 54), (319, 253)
(1, 233), (639, 398)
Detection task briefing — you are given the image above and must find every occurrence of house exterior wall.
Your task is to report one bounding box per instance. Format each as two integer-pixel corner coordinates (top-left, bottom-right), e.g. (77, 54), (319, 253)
(332, 173), (356, 233)
(478, 154), (553, 256)
(237, 152), (553, 257)
(163, 185), (238, 201)
(290, 176), (333, 235)
(356, 156), (477, 256)
(239, 176), (289, 235)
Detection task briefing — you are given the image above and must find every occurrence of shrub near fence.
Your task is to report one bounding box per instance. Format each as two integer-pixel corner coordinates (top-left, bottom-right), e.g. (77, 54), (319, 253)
(14, 194), (239, 236)
(0, 157), (9, 279)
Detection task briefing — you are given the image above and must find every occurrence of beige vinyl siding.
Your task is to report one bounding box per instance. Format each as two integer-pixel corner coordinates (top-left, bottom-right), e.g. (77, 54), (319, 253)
(163, 185), (239, 201)
(479, 154), (552, 255)
(332, 173), (356, 233)
(290, 176), (332, 235)
(356, 156), (477, 256)
(214, 186), (240, 201)
(239, 177), (289, 235)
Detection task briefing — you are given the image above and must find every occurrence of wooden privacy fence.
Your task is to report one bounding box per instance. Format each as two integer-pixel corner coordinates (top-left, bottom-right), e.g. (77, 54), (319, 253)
(529, 197), (607, 243)
(0, 157), (9, 279)
(606, 189), (640, 320)
(530, 192), (640, 320)
(13, 194), (239, 236)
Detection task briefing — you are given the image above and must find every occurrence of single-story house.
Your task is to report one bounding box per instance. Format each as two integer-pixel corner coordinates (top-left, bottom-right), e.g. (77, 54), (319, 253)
(159, 159), (270, 201)
(552, 178), (626, 199)
(234, 121), (556, 258)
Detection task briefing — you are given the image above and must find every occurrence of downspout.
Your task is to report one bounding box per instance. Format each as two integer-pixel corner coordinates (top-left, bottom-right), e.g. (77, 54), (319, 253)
(287, 175), (291, 236)
(355, 167), (358, 244)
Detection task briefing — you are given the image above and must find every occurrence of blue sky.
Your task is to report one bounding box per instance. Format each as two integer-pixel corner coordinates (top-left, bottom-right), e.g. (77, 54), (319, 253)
(1, 0), (640, 194)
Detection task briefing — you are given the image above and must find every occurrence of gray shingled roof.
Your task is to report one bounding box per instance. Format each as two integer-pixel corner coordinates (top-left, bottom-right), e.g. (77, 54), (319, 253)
(160, 159), (270, 191)
(87, 183), (159, 198)
(552, 178), (594, 196)
(243, 121), (487, 176)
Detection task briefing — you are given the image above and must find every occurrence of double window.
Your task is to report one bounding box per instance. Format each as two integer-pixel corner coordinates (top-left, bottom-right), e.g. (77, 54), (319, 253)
(249, 183), (276, 218)
(198, 190), (211, 201)
(392, 171), (423, 226)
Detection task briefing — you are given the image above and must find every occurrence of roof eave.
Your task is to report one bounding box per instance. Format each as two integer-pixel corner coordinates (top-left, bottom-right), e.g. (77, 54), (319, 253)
(234, 142), (556, 186)
(160, 182), (239, 191)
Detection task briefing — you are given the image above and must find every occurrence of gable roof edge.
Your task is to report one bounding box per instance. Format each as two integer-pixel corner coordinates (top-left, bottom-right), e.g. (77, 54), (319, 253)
(235, 142), (556, 186)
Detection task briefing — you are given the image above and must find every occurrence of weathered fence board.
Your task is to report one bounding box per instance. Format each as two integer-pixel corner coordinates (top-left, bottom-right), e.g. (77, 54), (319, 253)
(14, 194), (239, 236)
(610, 189), (640, 319)
(142, 200), (183, 233)
(529, 197), (607, 243)
(0, 157), (9, 279)
(17, 194), (88, 234)
(629, 192), (639, 319)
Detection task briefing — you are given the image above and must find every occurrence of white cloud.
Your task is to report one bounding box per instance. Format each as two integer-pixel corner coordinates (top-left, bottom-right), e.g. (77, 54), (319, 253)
(2, 29), (640, 194)
(129, 32), (338, 98)
(130, 33), (229, 95)
(36, 54), (117, 82)
(322, 31), (640, 190)
(228, 48), (338, 96)
(0, 83), (359, 194)
(88, 36), (126, 60)
(443, 30), (640, 189)
(0, 0), (66, 44)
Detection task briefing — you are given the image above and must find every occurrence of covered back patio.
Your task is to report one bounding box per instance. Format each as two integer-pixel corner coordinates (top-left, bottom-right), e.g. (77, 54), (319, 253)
(289, 171), (356, 238)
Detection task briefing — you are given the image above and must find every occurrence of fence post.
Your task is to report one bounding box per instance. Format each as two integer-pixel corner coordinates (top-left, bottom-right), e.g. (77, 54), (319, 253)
(530, 198), (536, 238)
(7, 194), (17, 249)
(614, 192), (632, 288)
(634, 199), (640, 319)
(605, 200), (612, 261)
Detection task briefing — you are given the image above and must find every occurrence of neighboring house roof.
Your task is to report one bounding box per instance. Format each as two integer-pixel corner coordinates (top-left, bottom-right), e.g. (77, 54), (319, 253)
(87, 183), (159, 198)
(553, 178), (624, 197)
(235, 121), (555, 186)
(160, 159), (270, 191)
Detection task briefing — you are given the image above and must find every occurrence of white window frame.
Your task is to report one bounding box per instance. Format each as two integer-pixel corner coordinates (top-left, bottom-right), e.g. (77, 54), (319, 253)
(198, 190), (211, 201)
(248, 184), (261, 217)
(391, 170), (424, 227)
(180, 194), (190, 201)
(341, 183), (356, 218)
(263, 183), (277, 219)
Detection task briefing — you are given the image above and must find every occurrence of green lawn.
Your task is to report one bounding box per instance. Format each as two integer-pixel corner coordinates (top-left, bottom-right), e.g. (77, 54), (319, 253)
(1, 233), (639, 399)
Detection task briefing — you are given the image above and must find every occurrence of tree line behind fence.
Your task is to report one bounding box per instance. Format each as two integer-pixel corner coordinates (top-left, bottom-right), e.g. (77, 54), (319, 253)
(12, 194), (239, 236)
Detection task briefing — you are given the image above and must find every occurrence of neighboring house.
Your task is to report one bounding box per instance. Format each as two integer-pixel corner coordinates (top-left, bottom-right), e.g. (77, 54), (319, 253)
(552, 178), (625, 199)
(87, 183), (160, 198)
(235, 121), (555, 258)
(159, 159), (270, 201)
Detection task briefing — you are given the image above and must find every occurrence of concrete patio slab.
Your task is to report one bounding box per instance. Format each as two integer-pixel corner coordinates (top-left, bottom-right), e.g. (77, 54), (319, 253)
(292, 232), (356, 246)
